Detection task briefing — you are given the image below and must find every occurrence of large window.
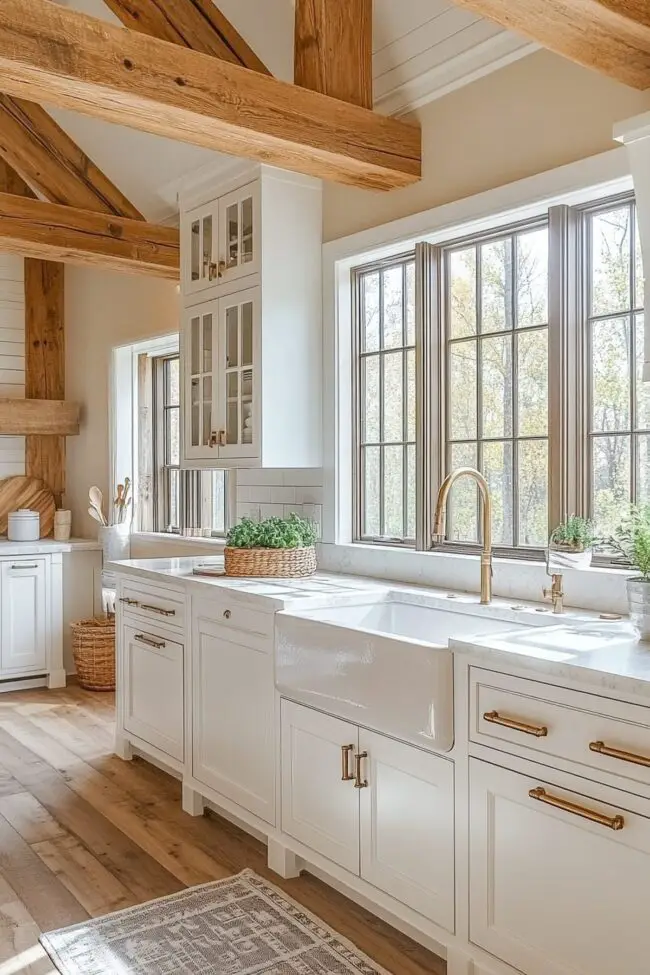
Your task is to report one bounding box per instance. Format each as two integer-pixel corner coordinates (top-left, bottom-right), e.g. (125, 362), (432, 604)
(352, 194), (647, 559)
(150, 352), (228, 537)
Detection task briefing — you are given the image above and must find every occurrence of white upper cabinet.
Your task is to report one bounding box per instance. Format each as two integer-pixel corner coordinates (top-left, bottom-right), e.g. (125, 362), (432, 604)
(179, 166), (322, 469)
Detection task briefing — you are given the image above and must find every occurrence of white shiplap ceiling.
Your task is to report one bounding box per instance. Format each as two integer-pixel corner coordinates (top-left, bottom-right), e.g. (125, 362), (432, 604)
(43, 0), (535, 218)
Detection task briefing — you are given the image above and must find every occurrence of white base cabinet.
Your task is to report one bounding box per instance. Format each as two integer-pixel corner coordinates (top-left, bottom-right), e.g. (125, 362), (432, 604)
(281, 699), (455, 931)
(469, 757), (650, 975)
(0, 553), (64, 688)
(122, 625), (184, 762)
(192, 601), (275, 825)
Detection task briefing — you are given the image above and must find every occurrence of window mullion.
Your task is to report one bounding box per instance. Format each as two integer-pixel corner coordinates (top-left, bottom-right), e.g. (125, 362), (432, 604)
(548, 204), (582, 531)
(415, 242), (442, 551)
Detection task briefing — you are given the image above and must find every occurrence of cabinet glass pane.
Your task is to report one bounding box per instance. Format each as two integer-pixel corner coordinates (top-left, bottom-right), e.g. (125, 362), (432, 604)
(242, 197), (253, 264)
(190, 316), (200, 376)
(202, 215), (212, 279)
(227, 372), (239, 444)
(202, 314), (213, 373)
(226, 203), (239, 268)
(226, 307), (239, 367)
(202, 377), (212, 446)
(191, 220), (200, 282)
(242, 368), (253, 444)
(191, 378), (200, 447)
(242, 302), (253, 366)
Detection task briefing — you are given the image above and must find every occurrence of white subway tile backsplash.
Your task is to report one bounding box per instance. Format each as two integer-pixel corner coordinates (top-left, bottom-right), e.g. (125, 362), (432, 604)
(283, 468), (323, 487)
(283, 504), (303, 519)
(302, 504), (323, 539)
(236, 503), (261, 523)
(270, 486), (296, 504)
(259, 503), (285, 521)
(295, 487), (323, 505)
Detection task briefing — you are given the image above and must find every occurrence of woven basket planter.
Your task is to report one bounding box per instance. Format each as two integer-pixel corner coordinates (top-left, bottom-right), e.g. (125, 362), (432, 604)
(224, 545), (317, 578)
(70, 617), (116, 692)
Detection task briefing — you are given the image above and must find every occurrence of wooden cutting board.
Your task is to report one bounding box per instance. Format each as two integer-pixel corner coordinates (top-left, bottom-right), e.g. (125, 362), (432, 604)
(0, 475), (56, 538)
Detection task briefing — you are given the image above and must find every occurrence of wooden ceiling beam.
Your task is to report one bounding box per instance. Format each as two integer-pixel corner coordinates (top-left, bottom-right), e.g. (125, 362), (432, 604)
(103, 0), (270, 73)
(452, 0), (650, 90)
(0, 192), (179, 279)
(0, 0), (420, 191)
(295, 0), (373, 108)
(0, 95), (143, 218)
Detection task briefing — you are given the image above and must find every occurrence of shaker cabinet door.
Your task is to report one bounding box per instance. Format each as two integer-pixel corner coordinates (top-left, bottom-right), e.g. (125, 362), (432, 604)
(122, 626), (184, 761)
(0, 559), (47, 674)
(182, 202), (219, 296)
(469, 757), (650, 975)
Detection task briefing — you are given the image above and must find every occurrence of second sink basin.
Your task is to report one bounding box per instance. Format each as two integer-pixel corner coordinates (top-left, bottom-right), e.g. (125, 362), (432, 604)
(276, 590), (536, 753)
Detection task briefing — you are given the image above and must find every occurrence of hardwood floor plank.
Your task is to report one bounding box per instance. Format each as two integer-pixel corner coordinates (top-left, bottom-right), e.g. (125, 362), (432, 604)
(0, 792), (66, 843)
(0, 685), (446, 975)
(0, 810), (88, 930)
(32, 834), (137, 917)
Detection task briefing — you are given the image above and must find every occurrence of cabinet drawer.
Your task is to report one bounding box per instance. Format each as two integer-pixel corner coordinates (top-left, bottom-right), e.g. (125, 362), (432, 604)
(118, 581), (185, 630)
(470, 756), (650, 975)
(193, 595), (273, 640)
(470, 667), (650, 790)
(123, 625), (184, 762)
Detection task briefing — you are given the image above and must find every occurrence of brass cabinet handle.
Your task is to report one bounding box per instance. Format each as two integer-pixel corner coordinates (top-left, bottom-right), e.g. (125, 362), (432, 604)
(218, 429), (227, 447)
(119, 597), (139, 606)
(483, 709), (548, 738)
(354, 751), (368, 789)
(134, 633), (166, 650)
(529, 786), (624, 830)
(589, 740), (650, 768)
(341, 744), (354, 782)
(140, 603), (176, 617)
(209, 431), (219, 448)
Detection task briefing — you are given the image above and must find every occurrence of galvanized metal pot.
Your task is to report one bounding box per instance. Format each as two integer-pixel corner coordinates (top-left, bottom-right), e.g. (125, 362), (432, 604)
(627, 578), (650, 641)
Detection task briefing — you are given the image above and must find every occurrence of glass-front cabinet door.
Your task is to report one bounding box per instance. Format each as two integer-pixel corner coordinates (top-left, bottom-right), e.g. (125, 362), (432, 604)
(183, 202), (219, 296)
(183, 301), (219, 461)
(217, 288), (260, 461)
(218, 183), (260, 286)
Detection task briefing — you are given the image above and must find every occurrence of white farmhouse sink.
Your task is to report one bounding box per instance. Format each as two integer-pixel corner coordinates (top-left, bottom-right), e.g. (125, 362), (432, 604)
(276, 591), (536, 753)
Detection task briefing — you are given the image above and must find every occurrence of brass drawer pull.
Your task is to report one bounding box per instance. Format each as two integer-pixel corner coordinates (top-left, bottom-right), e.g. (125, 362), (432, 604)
(483, 710), (548, 737)
(589, 740), (650, 768)
(341, 744), (354, 781)
(134, 633), (166, 650)
(140, 603), (176, 617)
(10, 563), (39, 569)
(119, 597), (139, 606)
(354, 751), (368, 789)
(529, 786), (624, 830)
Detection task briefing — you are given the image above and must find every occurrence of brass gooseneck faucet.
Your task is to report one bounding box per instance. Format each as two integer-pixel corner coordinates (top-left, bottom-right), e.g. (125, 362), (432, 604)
(433, 467), (493, 604)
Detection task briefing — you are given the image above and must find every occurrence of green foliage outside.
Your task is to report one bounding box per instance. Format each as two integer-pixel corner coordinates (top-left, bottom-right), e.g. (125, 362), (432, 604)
(611, 505), (650, 582)
(227, 513), (317, 550)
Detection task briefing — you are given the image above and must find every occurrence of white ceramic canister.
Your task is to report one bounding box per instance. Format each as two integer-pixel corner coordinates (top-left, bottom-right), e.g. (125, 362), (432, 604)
(7, 509), (40, 541)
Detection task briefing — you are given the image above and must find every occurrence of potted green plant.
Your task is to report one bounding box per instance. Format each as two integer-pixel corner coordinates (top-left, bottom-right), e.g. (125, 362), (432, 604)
(548, 515), (597, 570)
(224, 513), (318, 578)
(611, 505), (650, 640)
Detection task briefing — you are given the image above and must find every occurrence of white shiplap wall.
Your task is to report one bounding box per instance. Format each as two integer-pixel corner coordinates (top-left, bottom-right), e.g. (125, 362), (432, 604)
(0, 255), (26, 478)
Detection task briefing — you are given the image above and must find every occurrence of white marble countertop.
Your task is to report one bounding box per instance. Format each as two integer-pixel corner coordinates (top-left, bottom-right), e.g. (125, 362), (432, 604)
(0, 537), (101, 555)
(108, 555), (650, 696)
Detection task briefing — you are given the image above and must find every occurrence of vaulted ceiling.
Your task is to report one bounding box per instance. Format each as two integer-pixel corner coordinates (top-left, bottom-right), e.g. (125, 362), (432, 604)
(41, 0), (534, 220)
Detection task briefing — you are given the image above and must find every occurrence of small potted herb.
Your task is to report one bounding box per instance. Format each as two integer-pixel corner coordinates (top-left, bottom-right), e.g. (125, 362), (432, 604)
(225, 513), (318, 578)
(548, 515), (597, 570)
(611, 505), (650, 640)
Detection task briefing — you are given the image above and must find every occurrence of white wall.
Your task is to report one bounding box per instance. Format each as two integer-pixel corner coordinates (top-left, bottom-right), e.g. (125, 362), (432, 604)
(0, 254), (26, 480)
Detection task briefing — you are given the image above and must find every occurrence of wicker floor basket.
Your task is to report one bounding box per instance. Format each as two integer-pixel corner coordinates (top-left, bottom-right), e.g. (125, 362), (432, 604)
(224, 545), (317, 578)
(70, 617), (116, 692)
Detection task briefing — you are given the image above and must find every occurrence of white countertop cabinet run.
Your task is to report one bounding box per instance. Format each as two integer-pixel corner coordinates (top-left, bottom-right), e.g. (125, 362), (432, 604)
(179, 166), (322, 470)
(112, 560), (650, 975)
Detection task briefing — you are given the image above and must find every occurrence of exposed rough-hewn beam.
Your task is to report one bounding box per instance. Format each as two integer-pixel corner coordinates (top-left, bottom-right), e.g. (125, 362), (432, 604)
(0, 398), (79, 436)
(103, 0), (270, 73)
(0, 192), (179, 279)
(0, 96), (143, 218)
(295, 0), (373, 108)
(0, 0), (421, 191)
(25, 258), (66, 504)
(453, 0), (650, 89)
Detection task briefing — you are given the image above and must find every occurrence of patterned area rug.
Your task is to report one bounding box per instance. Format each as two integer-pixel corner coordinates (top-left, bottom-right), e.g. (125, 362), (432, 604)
(40, 869), (392, 974)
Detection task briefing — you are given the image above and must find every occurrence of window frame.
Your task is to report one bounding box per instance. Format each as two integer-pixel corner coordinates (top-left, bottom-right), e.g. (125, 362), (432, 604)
(350, 190), (644, 566)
